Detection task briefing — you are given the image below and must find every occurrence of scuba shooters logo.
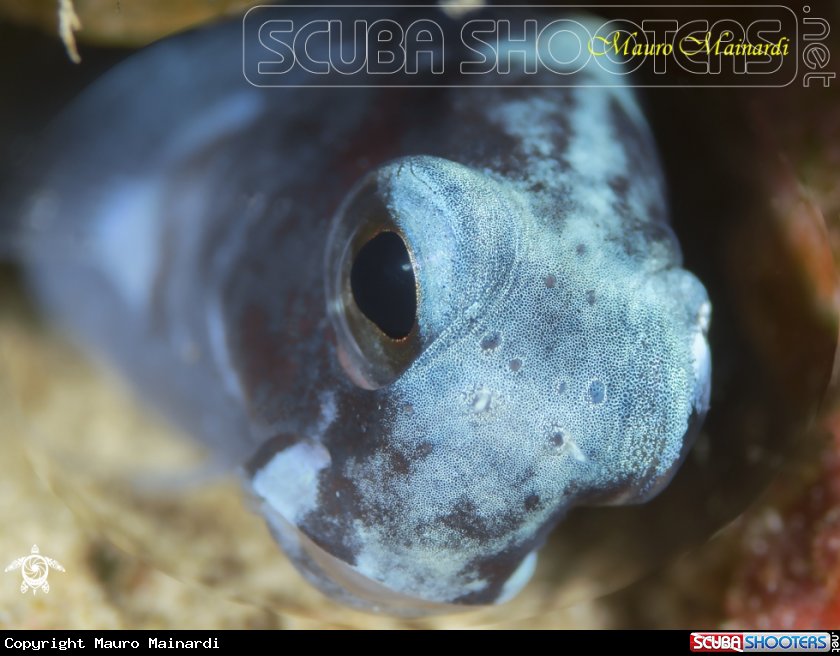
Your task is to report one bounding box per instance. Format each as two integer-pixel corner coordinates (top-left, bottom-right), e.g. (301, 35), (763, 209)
(242, 5), (800, 87)
(690, 632), (837, 652)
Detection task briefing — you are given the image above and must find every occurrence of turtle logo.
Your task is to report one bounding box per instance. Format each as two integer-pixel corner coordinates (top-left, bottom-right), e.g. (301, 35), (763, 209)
(5, 545), (65, 594)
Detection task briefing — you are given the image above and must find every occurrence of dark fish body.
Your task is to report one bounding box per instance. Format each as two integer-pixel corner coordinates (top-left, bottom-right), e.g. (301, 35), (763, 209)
(8, 9), (711, 614)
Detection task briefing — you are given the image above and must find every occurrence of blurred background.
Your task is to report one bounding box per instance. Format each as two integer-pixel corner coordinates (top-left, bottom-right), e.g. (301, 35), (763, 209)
(0, 0), (839, 629)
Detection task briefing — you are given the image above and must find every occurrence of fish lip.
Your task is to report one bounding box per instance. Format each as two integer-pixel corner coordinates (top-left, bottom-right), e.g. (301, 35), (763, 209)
(259, 502), (482, 617)
(240, 451), (482, 614)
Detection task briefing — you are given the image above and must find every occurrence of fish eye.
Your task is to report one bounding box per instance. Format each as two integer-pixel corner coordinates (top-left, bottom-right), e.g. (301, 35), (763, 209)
(350, 231), (416, 340)
(326, 156), (519, 391)
(326, 173), (426, 390)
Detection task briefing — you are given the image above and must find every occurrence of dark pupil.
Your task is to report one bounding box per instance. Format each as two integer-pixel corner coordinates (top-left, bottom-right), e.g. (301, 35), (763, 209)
(351, 231), (416, 339)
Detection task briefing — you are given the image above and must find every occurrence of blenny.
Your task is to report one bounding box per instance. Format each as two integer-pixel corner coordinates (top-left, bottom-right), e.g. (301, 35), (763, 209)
(5, 8), (711, 614)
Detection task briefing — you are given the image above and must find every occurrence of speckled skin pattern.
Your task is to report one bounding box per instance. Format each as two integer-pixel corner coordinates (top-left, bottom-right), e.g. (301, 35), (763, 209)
(9, 9), (711, 614)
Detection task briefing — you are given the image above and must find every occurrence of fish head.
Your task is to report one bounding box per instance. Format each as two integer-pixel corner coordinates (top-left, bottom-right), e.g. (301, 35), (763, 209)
(246, 154), (711, 614)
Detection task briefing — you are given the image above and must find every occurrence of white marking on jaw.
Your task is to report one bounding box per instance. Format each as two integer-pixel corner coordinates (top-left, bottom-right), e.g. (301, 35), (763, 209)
(496, 550), (537, 604)
(252, 441), (332, 524)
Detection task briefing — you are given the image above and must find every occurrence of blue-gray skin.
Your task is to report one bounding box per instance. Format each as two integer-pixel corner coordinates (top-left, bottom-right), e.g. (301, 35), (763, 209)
(7, 11), (710, 614)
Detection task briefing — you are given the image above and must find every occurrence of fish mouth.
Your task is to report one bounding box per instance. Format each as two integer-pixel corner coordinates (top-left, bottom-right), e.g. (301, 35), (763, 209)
(259, 503), (477, 617)
(244, 446), (541, 615)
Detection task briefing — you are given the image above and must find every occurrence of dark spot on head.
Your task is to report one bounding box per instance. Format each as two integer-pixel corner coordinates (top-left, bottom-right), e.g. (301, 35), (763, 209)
(416, 442), (433, 458)
(549, 108), (572, 170)
(544, 274), (556, 289)
(387, 449), (412, 476)
(576, 243), (587, 255)
(586, 290), (596, 305)
(550, 429), (565, 448)
(509, 358), (522, 372)
(480, 333), (501, 350)
(524, 494), (541, 512)
(529, 181), (545, 193)
(608, 175), (630, 196)
(641, 221), (682, 262)
(439, 497), (519, 543)
(647, 197), (668, 226)
(589, 380), (606, 404)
